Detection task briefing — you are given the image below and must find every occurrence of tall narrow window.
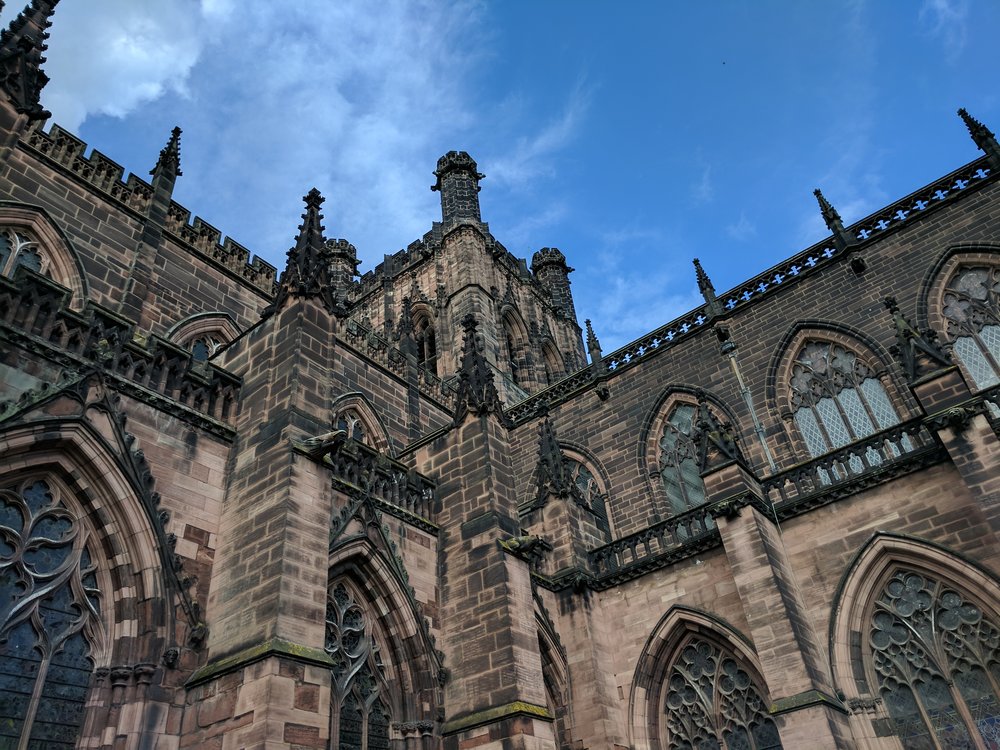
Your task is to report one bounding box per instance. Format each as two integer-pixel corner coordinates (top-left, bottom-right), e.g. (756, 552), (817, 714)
(789, 340), (901, 457)
(0, 479), (101, 749)
(413, 314), (437, 375)
(868, 569), (1000, 748)
(662, 637), (782, 749)
(942, 264), (1000, 389)
(325, 582), (391, 750)
(659, 403), (706, 516)
(566, 459), (611, 539)
(505, 325), (521, 387)
(0, 228), (44, 277)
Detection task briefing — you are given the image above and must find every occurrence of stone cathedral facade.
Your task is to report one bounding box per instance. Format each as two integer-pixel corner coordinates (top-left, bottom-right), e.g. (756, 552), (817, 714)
(3, 4), (1000, 750)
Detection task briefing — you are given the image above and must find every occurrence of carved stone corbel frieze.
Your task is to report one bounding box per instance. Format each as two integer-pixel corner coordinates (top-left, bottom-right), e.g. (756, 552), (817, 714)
(847, 696), (881, 715)
(708, 494), (752, 520)
(133, 663), (157, 686)
(498, 534), (553, 564)
(926, 405), (977, 434)
(110, 666), (133, 689)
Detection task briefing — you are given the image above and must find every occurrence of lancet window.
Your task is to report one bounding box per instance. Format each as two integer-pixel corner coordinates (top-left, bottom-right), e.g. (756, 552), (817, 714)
(504, 324), (522, 387)
(941, 264), (1000, 389)
(658, 403), (706, 516)
(789, 340), (901, 457)
(413, 313), (437, 375)
(336, 409), (369, 445)
(566, 459), (611, 538)
(0, 227), (44, 278)
(867, 569), (1000, 748)
(0, 479), (102, 749)
(325, 582), (391, 750)
(662, 637), (782, 749)
(190, 334), (224, 363)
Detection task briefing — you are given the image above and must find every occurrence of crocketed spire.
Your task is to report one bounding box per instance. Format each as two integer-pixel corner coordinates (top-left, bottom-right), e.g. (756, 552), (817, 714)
(151, 126), (182, 179)
(453, 315), (507, 425)
(534, 417), (574, 501)
(958, 108), (1000, 170)
(262, 189), (338, 317)
(585, 319), (602, 364)
(813, 188), (855, 250)
(693, 258), (721, 315)
(0, 0), (59, 120)
(884, 296), (952, 382)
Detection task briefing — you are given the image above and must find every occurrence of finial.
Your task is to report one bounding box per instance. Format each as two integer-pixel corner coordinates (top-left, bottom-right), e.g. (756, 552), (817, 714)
(585, 319), (603, 365)
(0, 0), (60, 120)
(691, 390), (746, 473)
(813, 188), (855, 250)
(151, 126), (182, 179)
(262, 188), (338, 318)
(453, 314), (507, 425)
(958, 108), (1000, 170)
(693, 258), (722, 316)
(884, 296), (951, 382)
(534, 417), (575, 502)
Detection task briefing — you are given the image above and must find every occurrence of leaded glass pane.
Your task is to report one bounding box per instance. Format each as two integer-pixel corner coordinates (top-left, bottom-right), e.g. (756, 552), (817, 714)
(815, 398), (851, 448)
(663, 639), (781, 750)
(0, 480), (99, 748)
(837, 388), (876, 439)
(954, 336), (1000, 389)
(859, 379), (899, 430)
(659, 404), (705, 516)
(794, 408), (828, 457)
(980, 324), (1000, 363)
(869, 570), (1000, 748)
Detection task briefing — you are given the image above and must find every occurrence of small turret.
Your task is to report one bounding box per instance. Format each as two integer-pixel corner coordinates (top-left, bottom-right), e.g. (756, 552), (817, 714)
(958, 108), (1000, 171)
(431, 150), (484, 222)
(531, 247), (577, 321)
(326, 237), (359, 311)
(0, 0), (59, 121)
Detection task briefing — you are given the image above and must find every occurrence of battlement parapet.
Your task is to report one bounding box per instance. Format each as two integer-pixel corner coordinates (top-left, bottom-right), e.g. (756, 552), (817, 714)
(21, 122), (277, 295)
(0, 266), (241, 434)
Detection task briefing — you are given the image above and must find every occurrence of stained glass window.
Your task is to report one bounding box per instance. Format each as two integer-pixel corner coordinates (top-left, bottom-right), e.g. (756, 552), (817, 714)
(789, 341), (901, 459)
(0, 479), (101, 749)
(659, 404), (706, 516)
(869, 569), (1000, 748)
(662, 638), (782, 749)
(0, 229), (45, 278)
(942, 265), (1000, 389)
(325, 582), (391, 750)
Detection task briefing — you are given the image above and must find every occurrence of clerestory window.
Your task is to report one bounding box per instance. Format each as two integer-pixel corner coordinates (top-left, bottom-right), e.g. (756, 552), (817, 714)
(0, 479), (101, 749)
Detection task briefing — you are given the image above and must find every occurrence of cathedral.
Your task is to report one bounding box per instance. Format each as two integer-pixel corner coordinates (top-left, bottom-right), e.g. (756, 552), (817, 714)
(3, 3), (1000, 749)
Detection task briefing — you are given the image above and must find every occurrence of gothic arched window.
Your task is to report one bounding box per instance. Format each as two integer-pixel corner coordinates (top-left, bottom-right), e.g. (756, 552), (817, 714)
(335, 409), (369, 445)
(659, 403), (706, 516)
(662, 637), (782, 749)
(789, 340), (901, 457)
(0, 227), (44, 277)
(413, 313), (437, 375)
(941, 264), (1000, 389)
(868, 569), (1000, 748)
(325, 582), (391, 750)
(0, 479), (102, 748)
(566, 459), (611, 539)
(504, 324), (522, 387)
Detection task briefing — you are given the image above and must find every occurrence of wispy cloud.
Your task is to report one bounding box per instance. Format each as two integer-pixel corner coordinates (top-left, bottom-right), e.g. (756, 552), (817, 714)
(920, 0), (969, 62)
(693, 163), (714, 204)
(726, 211), (756, 241)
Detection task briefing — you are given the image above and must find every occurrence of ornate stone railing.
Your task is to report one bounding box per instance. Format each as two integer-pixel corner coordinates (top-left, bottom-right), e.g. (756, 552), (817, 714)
(340, 318), (457, 409)
(588, 503), (720, 585)
(321, 439), (438, 533)
(0, 268), (241, 431)
(761, 417), (941, 516)
(22, 122), (276, 295)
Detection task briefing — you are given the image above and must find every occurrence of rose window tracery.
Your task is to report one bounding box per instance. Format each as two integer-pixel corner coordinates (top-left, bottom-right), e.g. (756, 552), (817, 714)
(662, 638), (782, 750)
(942, 265), (1000, 389)
(325, 582), (390, 750)
(0, 479), (101, 749)
(868, 569), (1000, 749)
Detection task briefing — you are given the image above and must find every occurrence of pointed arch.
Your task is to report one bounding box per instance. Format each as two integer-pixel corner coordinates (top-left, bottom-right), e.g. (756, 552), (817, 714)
(830, 533), (1000, 747)
(767, 323), (913, 462)
(331, 392), (393, 455)
(167, 312), (241, 361)
(629, 605), (779, 750)
(560, 441), (615, 539)
(540, 338), (565, 386)
(920, 246), (1000, 390)
(327, 537), (442, 738)
(410, 302), (439, 375)
(0, 202), (89, 309)
(535, 597), (571, 749)
(500, 306), (531, 389)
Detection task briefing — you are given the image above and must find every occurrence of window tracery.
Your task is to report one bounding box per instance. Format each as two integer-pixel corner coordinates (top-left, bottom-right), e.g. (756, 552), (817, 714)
(566, 459), (611, 538)
(941, 264), (1000, 389)
(325, 582), (391, 750)
(413, 313), (437, 375)
(789, 340), (901, 459)
(868, 569), (1000, 749)
(336, 409), (369, 445)
(0, 479), (101, 748)
(659, 403), (706, 516)
(662, 638), (782, 750)
(0, 227), (45, 278)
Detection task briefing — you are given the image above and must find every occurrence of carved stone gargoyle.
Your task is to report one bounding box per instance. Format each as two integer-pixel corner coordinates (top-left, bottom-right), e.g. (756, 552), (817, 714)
(296, 428), (348, 459)
(498, 534), (553, 564)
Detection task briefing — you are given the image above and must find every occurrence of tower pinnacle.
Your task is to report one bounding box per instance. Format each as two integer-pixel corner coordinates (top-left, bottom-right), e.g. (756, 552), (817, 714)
(151, 126), (182, 180)
(958, 108), (1000, 170)
(813, 188), (855, 250)
(432, 151), (484, 222)
(0, 0), (59, 121)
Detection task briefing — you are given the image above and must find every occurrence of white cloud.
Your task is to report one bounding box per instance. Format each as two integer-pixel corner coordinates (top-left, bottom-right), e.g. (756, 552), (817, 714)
(726, 211), (756, 241)
(693, 163), (713, 204)
(920, 0), (969, 62)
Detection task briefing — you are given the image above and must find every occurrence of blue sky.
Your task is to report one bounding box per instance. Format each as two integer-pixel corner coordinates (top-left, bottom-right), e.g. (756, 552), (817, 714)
(10, 0), (1000, 353)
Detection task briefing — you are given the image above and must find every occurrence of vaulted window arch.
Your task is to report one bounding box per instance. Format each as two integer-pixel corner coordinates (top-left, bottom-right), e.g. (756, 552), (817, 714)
(787, 339), (902, 457)
(940, 263), (1000, 389)
(0, 477), (104, 748)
